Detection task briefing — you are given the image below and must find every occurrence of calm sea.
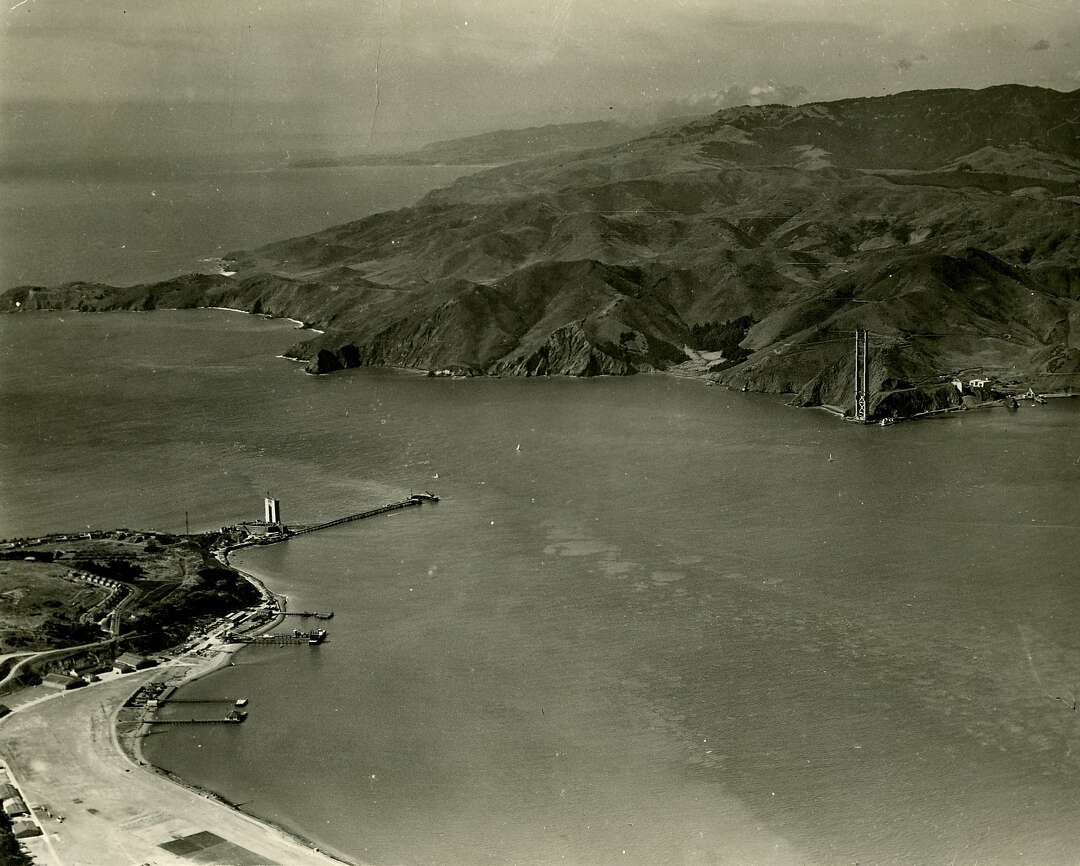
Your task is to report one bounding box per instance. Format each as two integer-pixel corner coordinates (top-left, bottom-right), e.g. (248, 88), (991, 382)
(2, 311), (1079, 866)
(0, 164), (475, 289)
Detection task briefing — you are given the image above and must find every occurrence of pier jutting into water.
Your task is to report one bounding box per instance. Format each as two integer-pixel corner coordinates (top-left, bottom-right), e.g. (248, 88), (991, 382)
(288, 492), (439, 537)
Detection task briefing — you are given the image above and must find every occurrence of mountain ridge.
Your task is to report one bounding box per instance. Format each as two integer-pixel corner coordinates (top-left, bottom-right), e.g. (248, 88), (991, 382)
(5, 84), (1080, 420)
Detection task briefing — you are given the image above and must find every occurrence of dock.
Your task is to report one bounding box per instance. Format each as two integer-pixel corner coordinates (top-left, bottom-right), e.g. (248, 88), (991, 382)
(282, 610), (334, 619)
(288, 493), (438, 538)
(148, 709), (248, 725)
(224, 628), (327, 645)
(223, 490), (438, 550)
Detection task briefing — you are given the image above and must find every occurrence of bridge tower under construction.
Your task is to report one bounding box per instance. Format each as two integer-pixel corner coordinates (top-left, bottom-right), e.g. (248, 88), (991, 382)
(264, 495), (281, 526)
(853, 329), (870, 422)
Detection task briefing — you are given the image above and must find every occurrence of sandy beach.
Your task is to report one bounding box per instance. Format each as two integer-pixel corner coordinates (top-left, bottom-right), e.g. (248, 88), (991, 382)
(0, 540), (350, 866)
(0, 660), (347, 866)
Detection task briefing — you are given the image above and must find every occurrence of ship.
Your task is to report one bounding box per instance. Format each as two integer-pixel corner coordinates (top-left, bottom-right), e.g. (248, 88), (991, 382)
(234, 698), (248, 707)
(308, 629), (327, 645)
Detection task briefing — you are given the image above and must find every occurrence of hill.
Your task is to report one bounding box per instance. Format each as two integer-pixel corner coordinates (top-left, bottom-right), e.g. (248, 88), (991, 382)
(5, 84), (1080, 421)
(290, 120), (639, 168)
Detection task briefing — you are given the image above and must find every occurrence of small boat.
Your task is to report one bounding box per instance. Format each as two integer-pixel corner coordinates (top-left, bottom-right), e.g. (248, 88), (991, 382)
(308, 629), (327, 645)
(234, 698), (248, 707)
(226, 710), (248, 722)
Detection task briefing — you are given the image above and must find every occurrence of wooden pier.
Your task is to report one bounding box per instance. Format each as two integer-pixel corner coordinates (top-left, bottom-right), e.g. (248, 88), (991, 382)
(282, 610), (334, 619)
(289, 493), (438, 538)
(147, 709), (248, 725)
(224, 629), (327, 645)
(230, 492), (439, 553)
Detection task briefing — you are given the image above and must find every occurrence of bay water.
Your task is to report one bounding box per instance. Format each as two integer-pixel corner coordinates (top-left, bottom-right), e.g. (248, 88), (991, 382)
(2, 310), (1079, 865)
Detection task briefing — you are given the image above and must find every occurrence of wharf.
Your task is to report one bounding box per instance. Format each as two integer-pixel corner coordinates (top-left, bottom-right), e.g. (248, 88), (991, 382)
(289, 492), (439, 538)
(148, 717), (244, 725)
(224, 629), (327, 645)
(282, 610), (334, 619)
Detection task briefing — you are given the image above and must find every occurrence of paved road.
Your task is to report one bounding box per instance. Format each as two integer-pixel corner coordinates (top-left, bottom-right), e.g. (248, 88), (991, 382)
(0, 674), (348, 866)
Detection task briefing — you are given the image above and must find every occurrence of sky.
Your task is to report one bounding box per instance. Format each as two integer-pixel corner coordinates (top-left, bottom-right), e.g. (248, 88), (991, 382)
(2, 0), (1078, 162)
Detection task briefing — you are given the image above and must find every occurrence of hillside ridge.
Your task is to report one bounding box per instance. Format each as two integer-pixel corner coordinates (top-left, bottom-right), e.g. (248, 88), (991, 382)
(5, 84), (1080, 420)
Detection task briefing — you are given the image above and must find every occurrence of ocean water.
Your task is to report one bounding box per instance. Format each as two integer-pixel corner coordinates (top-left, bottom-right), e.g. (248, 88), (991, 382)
(2, 311), (1080, 865)
(0, 164), (475, 290)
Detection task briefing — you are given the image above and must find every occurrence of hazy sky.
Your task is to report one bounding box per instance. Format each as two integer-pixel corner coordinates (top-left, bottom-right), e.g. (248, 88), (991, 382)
(2, 0), (1078, 160)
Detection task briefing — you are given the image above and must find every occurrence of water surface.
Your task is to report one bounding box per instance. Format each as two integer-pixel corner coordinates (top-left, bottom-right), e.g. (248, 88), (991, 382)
(0, 164), (475, 289)
(2, 310), (1079, 865)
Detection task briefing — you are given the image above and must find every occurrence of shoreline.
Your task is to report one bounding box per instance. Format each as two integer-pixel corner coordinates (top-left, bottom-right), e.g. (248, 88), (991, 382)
(205, 304), (325, 334)
(126, 651), (359, 865)
(128, 541), (361, 865)
(0, 668), (348, 866)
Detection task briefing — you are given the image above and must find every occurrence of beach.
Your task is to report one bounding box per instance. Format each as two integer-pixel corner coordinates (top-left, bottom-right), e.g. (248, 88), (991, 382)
(0, 535), (352, 866)
(0, 652), (351, 866)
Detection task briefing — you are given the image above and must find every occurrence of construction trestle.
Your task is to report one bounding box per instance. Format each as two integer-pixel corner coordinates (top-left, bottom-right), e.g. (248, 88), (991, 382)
(224, 630), (327, 645)
(289, 494), (437, 537)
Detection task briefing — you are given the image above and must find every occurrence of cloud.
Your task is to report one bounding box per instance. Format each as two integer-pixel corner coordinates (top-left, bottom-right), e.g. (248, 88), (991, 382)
(1028, 38), (1051, 51)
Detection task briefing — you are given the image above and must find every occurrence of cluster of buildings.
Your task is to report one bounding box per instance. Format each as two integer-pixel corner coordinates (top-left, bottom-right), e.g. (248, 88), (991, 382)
(64, 570), (124, 593)
(40, 652), (156, 692)
(217, 495), (288, 542)
(952, 376), (993, 394)
(0, 776), (41, 840)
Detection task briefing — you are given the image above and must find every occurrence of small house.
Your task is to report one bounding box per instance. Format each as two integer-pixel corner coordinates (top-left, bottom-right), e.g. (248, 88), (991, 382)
(3, 798), (28, 817)
(10, 817), (41, 838)
(968, 377), (990, 389)
(42, 673), (85, 691)
(0, 783), (17, 801)
(112, 652), (154, 674)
